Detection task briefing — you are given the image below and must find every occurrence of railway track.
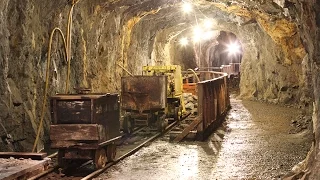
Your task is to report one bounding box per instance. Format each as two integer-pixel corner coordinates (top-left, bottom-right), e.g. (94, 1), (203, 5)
(28, 114), (189, 180)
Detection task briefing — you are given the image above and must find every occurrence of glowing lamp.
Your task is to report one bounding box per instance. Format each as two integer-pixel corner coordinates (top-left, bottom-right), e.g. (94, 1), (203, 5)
(179, 37), (189, 46)
(227, 42), (240, 54)
(182, 3), (192, 13)
(204, 19), (213, 29)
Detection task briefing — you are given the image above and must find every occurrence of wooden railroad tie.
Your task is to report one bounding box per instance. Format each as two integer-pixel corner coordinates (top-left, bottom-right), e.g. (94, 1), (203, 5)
(173, 116), (202, 142)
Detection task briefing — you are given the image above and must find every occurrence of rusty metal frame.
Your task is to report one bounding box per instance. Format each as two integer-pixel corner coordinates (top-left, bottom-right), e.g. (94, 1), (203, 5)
(196, 72), (230, 140)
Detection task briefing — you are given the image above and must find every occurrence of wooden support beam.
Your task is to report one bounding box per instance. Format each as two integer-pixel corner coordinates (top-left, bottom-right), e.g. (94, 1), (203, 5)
(173, 116), (202, 142)
(0, 152), (47, 160)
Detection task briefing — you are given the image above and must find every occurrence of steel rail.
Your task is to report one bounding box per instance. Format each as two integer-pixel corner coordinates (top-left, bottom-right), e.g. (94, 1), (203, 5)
(27, 126), (150, 180)
(28, 167), (56, 180)
(81, 116), (186, 180)
(28, 115), (189, 180)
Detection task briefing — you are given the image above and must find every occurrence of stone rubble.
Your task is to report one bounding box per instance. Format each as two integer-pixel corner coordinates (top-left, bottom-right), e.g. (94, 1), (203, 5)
(183, 93), (198, 115)
(0, 157), (34, 168)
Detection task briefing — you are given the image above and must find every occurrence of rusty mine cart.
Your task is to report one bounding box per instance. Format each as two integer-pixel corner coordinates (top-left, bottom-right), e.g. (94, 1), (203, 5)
(121, 65), (185, 133)
(49, 93), (120, 169)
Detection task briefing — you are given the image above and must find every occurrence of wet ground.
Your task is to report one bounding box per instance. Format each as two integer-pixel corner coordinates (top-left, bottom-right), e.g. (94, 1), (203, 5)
(94, 98), (312, 180)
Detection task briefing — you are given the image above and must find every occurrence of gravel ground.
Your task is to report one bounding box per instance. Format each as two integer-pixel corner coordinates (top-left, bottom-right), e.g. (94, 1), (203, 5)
(94, 98), (312, 180)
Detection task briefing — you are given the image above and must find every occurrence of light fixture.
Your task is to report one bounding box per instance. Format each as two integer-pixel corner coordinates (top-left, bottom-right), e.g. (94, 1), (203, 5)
(203, 19), (213, 29)
(179, 37), (189, 46)
(182, 2), (192, 13)
(192, 25), (202, 43)
(227, 42), (240, 55)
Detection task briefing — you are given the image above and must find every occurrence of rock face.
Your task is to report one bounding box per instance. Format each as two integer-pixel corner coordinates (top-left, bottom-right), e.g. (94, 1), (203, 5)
(210, 1), (308, 106)
(294, 1), (320, 179)
(0, 0), (319, 177)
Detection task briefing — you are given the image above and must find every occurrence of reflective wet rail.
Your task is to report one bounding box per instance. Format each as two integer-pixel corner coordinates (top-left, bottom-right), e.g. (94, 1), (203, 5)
(28, 113), (190, 180)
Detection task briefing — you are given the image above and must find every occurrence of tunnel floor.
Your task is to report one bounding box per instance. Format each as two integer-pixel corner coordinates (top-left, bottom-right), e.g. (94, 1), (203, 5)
(95, 98), (312, 180)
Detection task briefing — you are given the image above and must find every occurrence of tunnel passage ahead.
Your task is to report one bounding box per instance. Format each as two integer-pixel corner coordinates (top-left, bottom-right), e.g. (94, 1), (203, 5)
(94, 98), (312, 180)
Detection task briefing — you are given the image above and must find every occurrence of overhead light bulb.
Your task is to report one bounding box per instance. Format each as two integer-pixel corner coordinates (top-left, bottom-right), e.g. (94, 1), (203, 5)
(204, 19), (213, 29)
(179, 37), (189, 46)
(182, 3), (192, 13)
(227, 42), (240, 54)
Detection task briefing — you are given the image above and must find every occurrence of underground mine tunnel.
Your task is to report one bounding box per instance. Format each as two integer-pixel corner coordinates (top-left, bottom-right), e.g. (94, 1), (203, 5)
(0, 0), (319, 179)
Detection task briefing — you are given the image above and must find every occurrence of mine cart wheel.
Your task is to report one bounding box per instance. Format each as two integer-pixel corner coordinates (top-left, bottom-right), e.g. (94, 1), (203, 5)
(174, 107), (181, 121)
(94, 148), (107, 169)
(157, 114), (167, 132)
(57, 149), (66, 168)
(123, 115), (134, 134)
(106, 143), (117, 162)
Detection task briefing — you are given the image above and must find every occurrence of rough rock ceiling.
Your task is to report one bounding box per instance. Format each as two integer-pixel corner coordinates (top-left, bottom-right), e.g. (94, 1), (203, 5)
(98, 0), (305, 66)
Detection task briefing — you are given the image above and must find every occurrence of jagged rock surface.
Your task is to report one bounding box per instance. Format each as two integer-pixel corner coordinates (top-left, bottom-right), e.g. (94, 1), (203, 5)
(0, 0), (319, 178)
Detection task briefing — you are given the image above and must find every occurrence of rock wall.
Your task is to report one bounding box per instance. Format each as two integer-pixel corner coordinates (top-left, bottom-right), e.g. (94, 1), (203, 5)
(294, 0), (320, 178)
(0, 0), (129, 151)
(0, 0), (59, 152)
(211, 2), (308, 106)
(239, 23), (304, 105)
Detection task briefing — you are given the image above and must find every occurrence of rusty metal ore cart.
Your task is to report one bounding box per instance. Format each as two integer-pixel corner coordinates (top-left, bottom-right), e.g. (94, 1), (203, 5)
(121, 76), (168, 133)
(49, 93), (120, 169)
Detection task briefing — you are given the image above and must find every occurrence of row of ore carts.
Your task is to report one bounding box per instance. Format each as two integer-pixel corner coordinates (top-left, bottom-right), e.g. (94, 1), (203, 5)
(49, 65), (230, 169)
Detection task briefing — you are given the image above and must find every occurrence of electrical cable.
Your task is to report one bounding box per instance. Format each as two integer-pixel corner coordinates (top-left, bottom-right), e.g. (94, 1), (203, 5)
(187, 68), (200, 82)
(32, 28), (68, 152)
(32, 0), (79, 152)
(66, 3), (76, 93)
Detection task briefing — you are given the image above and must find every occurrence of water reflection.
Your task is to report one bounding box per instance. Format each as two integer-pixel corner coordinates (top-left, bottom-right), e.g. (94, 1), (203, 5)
(96, 99), (311, 180)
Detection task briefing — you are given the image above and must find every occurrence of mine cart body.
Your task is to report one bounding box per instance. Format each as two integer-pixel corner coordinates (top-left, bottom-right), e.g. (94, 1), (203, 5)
(121, 76), (169, 132)
(142, 65), (185, 121)
(121, 76), (167, 113)
(49, 93), (120, 169)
